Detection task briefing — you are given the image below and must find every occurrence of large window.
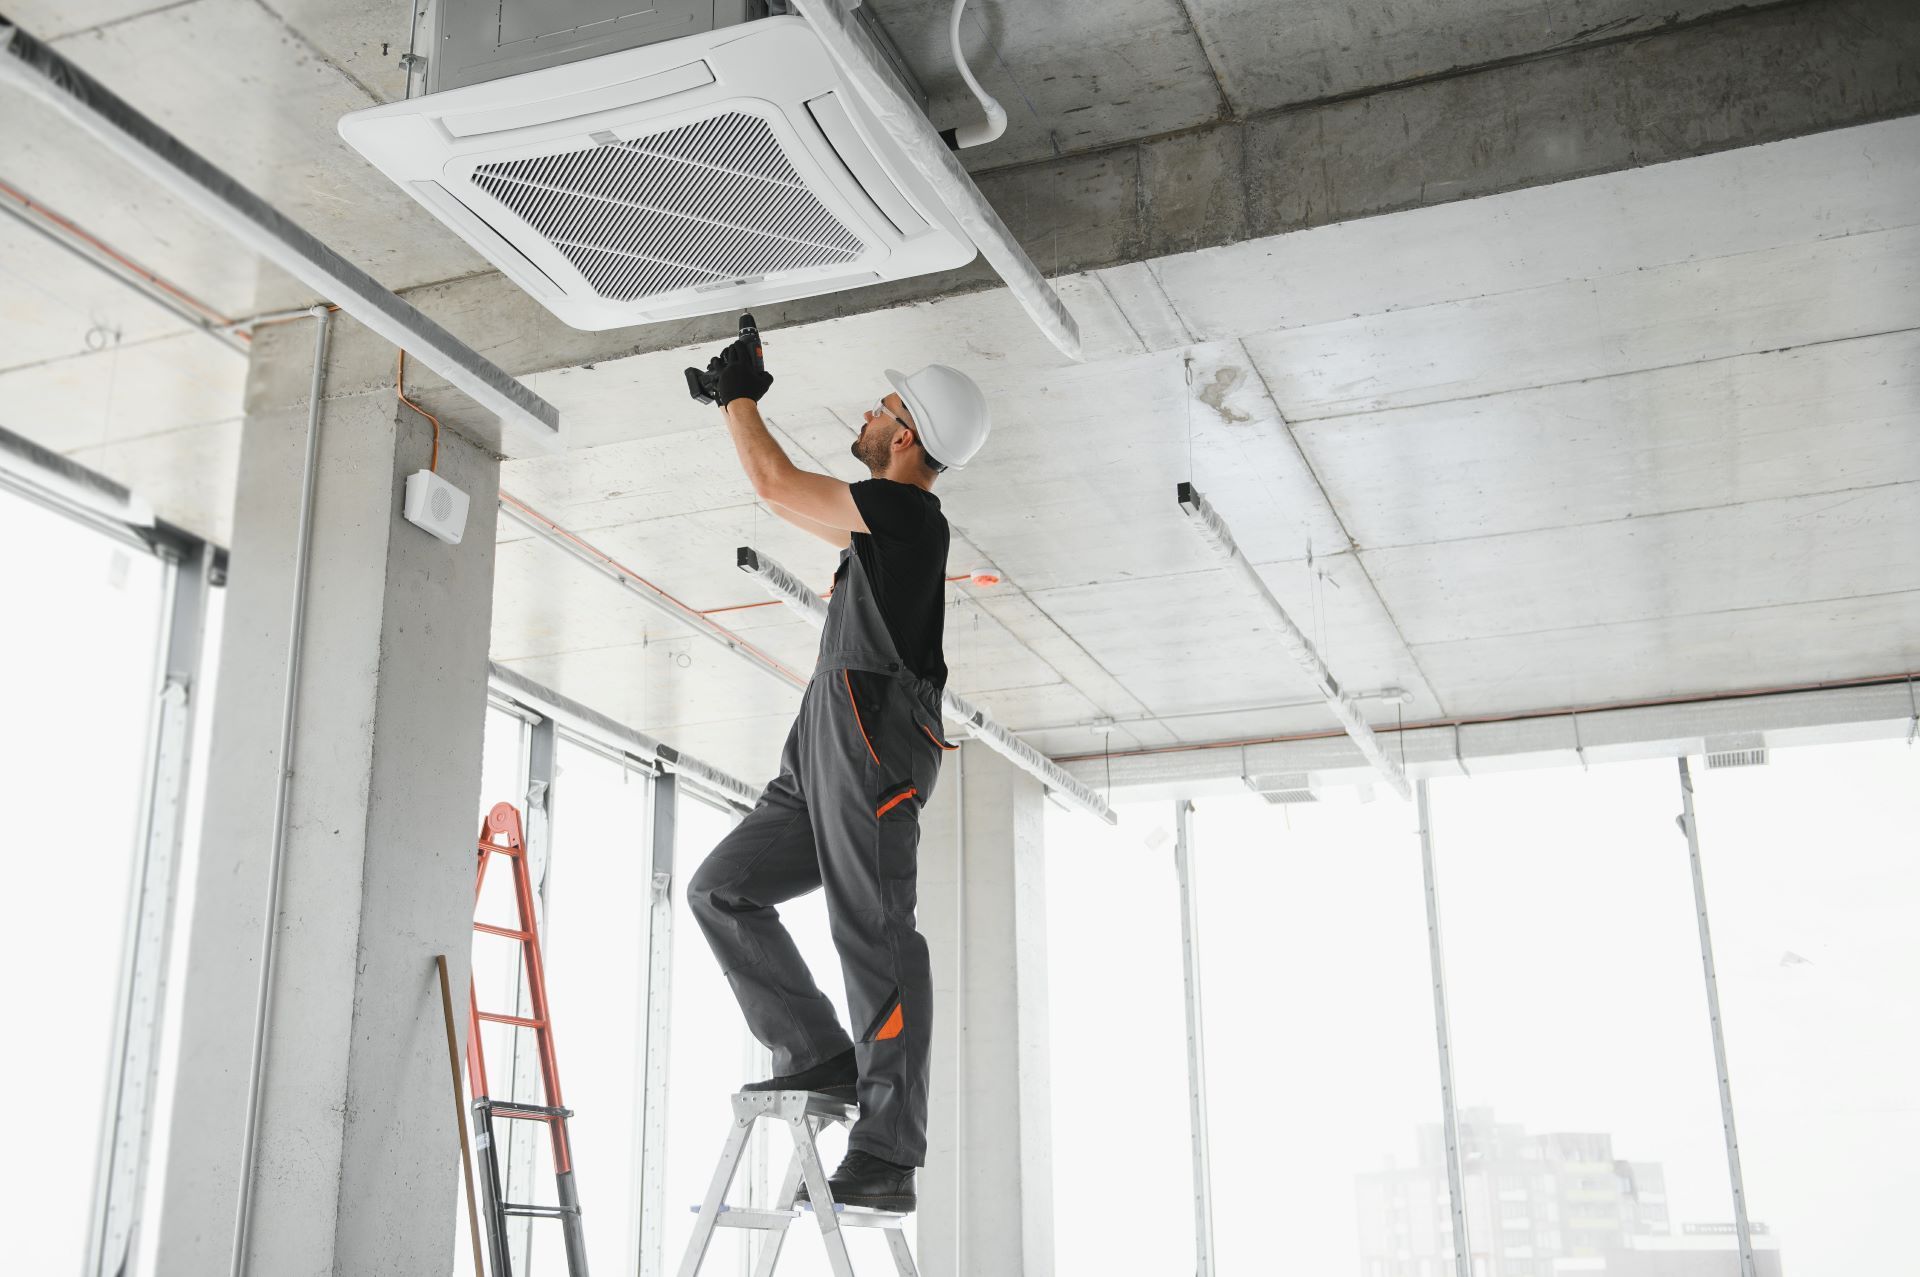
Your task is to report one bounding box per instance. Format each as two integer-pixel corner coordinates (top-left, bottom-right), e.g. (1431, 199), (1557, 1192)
(1044, 801), (1195, 1277)
(1429, 762), (1736, 1277)
(5, 489), (169, 1273)
(1191, 792), (1447, 1277)
(1690, 738), (1919, 1273)
(665, 792), (759, 1275)
(537, 737), (656, 1273)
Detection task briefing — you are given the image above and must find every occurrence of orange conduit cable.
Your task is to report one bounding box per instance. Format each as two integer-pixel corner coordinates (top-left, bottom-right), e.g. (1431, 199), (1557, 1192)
(396, 348), (443, 471)
(0, 175), (238, 332)
(497, 491), (809, 687)
(697, 571), (982, 615)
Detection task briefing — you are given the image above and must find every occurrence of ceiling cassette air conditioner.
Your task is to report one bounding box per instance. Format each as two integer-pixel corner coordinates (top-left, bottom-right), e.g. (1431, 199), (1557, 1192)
(338, 15), (975, 330)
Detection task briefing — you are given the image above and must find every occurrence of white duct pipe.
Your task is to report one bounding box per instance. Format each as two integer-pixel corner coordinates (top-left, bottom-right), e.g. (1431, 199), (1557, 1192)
(789, 0), (1081, 361)
(736, 547), (1118, 823)
(947, 0), (1007, 148)
(1175, 482), (1414, 801)
(231, 306), (331, 1276)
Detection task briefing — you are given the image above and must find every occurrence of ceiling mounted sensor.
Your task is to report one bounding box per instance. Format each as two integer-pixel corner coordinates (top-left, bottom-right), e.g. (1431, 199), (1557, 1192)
(337, 1), (1067, 343)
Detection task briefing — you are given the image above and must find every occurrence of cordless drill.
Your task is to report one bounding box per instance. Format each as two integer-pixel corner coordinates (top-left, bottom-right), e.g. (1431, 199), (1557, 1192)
(685, 313), (762, 405)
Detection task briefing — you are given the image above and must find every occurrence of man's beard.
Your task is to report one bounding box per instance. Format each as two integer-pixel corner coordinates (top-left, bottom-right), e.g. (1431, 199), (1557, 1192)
(850, 423), (892, 473)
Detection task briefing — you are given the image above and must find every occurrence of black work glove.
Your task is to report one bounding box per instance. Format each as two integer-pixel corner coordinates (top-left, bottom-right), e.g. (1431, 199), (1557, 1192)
(715, 337), (773, 406)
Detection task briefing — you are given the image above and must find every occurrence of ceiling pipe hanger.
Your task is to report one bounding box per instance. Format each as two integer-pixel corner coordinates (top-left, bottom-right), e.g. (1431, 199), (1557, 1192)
(1175, 481), (1414, 802)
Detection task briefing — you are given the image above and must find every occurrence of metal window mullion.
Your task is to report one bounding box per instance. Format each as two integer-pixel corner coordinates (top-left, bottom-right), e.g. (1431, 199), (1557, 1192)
(1416, 781), (1472, 1277)
(88, 540), (209, 1276)
(1172, 800), (1216, 1277)
(638, 772), (680, 1277)
(1676, 759), (1757, 1277)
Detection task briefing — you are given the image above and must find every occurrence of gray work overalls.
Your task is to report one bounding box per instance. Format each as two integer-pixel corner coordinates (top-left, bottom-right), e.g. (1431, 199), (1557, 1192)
(687, 537), (955, 1167)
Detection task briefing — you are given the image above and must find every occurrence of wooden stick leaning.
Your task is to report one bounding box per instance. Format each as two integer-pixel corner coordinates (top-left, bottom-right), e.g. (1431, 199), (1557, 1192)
(437, 954), (488, 1277)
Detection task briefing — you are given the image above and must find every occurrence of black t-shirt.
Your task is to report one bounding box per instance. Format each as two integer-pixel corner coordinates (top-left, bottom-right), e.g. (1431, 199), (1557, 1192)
(849, 479), (949, 687)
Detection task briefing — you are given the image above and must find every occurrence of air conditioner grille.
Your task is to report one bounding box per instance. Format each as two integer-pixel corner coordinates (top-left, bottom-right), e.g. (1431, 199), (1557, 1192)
(473, 111), (864, 301)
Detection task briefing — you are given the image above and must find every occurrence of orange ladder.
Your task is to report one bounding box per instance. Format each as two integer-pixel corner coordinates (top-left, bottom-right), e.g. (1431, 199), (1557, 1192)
(468, 801), (589, 1276)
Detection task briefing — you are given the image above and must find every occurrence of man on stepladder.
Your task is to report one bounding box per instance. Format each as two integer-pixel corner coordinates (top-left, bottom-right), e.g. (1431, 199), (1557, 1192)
(685, 332), (989, 1214)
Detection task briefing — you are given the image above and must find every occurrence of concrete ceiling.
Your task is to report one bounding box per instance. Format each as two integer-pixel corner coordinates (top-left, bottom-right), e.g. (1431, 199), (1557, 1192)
(471, 119), (1920, 782)
(2, 1), (1916, 788)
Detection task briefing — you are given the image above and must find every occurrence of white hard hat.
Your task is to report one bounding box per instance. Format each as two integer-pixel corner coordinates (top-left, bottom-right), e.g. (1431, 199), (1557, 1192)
(885, 364), (990, 470)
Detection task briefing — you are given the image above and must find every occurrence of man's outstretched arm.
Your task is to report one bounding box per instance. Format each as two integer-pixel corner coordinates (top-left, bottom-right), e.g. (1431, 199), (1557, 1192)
(723, 398), (869, 535)
(767, 500), (850, 548)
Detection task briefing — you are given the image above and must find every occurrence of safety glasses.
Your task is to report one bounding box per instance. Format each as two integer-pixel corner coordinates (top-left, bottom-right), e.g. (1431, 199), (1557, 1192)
(870, 397), (912, 432)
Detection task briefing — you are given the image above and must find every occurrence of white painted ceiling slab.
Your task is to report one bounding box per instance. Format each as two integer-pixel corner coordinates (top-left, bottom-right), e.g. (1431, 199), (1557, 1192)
(1362, 483), (1920, 647)
(1153, 116), (1920, 342)
(1243, 225), (1920, 421)
(0, 214), (200, 365)
(1296, 329), (1920, 550)
(0, 329), (247, 452)
(1408, 589), (1920, 717)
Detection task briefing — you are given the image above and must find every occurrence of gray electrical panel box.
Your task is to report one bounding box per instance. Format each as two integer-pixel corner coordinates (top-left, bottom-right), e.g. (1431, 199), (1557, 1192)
(420, 1), (927, 106)
(426, 0), (770, 94)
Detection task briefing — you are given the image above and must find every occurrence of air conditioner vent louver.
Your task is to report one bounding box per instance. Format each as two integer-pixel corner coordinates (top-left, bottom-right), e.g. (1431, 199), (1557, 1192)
(338, 18), (977, 329)
(472, 112), (864, 302)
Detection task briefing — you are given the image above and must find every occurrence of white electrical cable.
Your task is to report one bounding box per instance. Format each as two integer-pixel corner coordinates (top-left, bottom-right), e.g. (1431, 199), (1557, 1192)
(948, 0), (1006, 148)
(231, 305), (332, 1276)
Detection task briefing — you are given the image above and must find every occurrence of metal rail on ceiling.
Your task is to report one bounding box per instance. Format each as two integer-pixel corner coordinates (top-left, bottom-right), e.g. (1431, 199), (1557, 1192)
(0, 19), (560, 456)
(1175, 481), (1414, 801)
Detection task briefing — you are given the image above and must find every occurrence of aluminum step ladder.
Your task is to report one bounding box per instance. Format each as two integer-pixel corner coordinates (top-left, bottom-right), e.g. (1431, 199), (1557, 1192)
(676, 1090), (918, 1277)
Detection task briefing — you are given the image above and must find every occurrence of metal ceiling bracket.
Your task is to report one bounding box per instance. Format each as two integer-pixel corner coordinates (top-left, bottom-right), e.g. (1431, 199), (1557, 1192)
(737, 546), (1117, 823)
(0, 20), (561, 457)
(1175, 482), (1413, 800)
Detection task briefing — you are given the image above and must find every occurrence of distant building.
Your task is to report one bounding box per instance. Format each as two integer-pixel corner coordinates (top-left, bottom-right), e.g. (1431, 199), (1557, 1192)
(1355, 1109), (1782, 1277)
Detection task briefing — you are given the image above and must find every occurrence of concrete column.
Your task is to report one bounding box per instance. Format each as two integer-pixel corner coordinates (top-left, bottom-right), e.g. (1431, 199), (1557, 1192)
(917, 743), (1054, 1277)
(155, 316), (500, 1276)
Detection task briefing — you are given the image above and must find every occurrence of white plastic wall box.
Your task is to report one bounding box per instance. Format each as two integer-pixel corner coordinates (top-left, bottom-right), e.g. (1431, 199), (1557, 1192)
(343, 16), (973, 330)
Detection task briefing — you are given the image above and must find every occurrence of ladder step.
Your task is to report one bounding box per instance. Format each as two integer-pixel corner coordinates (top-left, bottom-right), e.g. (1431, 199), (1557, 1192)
(479, 1099), (573, 1120)
(474, 921), (532, 940)
(476, 1010), (546, 1028)
(501, 1202), (577, 1219)
(799, 1202), (910, 1228)
(690, 1204), (799, 1231)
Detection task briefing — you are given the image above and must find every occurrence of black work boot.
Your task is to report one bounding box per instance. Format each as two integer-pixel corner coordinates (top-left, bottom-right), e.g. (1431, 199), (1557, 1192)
(740, 1047), (857, 1101)
(796, 1149), (917, 1213)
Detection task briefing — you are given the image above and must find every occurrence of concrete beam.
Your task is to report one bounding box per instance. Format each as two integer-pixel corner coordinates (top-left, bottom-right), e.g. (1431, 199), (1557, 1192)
(917, 743), (1053, 1277)
(377, 0), (1920, 390)
(156, 312), (498, 1275)
(1057, 677), (1920, 799)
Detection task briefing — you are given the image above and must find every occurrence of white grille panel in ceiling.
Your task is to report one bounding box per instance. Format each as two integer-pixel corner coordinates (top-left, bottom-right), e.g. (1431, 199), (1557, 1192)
(472, 112), (865, 301)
